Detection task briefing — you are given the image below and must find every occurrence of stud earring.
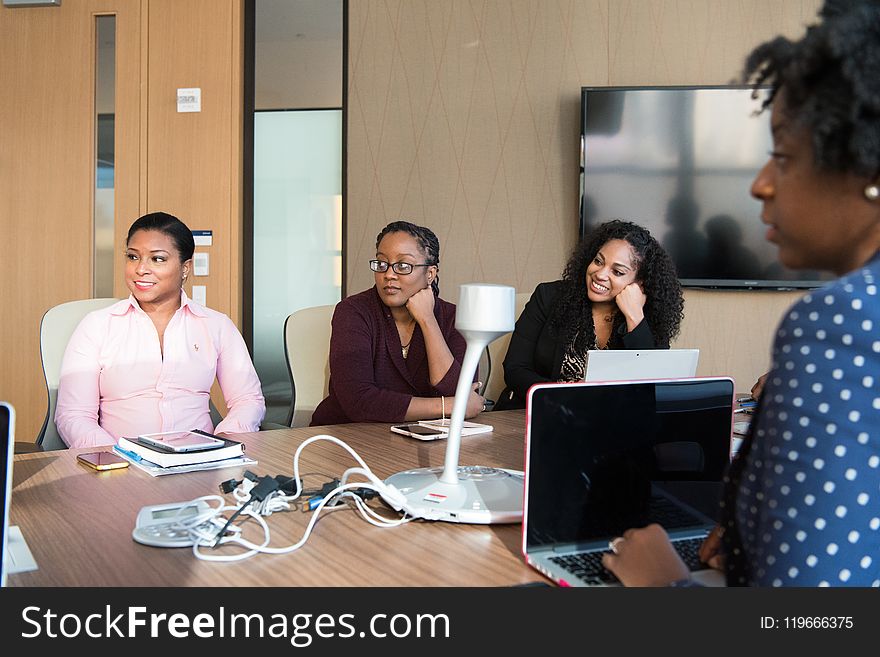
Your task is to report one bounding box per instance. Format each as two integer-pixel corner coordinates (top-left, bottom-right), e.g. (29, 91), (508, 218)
(865, 184), (880, 201)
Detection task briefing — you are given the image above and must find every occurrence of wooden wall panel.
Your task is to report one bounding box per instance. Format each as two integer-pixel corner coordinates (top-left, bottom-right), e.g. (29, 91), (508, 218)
(0, 0), (243, 440)
(0, 1), (140, 442)
(144, 0), (243, 322)
(144, 0), (244, 414)
(346, 0), (823, 392)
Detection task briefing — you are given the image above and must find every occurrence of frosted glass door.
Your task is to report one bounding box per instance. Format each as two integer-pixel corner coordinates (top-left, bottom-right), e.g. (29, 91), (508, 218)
(253, 110), (342, 423)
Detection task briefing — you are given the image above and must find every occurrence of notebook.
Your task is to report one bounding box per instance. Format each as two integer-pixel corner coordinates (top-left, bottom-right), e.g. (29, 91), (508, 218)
(116, 435), (246, 468)
(522, 377), (734, 587)
(584, 348), (699, 382)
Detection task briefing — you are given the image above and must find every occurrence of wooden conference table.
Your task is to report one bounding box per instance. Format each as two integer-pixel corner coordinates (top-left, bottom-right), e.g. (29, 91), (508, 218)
(8, 410), (544, 587)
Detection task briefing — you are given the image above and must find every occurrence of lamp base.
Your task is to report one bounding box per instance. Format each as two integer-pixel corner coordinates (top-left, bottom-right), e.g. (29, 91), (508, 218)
(383, 466), (524, 524)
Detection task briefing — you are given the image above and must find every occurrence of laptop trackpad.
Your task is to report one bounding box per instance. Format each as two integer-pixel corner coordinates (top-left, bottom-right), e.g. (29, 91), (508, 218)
(6, 525), (38, 575)
(691, 568), (725, 587)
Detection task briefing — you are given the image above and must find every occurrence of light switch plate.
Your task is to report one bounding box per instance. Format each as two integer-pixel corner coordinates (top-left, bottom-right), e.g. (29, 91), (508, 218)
(193, 252), (209, 276)
(192, 285), (207, 306)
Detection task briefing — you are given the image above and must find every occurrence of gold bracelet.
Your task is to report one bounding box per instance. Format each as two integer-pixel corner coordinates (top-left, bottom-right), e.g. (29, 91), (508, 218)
(441, 395), (446, 422)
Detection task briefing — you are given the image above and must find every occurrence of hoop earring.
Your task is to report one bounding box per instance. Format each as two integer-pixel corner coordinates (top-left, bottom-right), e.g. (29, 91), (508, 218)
(865, 184), (880, 201)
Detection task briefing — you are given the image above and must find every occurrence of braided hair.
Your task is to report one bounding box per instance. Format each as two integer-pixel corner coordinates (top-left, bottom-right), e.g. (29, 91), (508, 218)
(375, 220), (441, 294)
(743, 0), (880, 178)
(550, 220), (684, 353)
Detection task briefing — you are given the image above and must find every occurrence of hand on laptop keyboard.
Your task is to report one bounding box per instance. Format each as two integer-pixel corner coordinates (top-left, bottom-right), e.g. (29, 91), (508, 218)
(549, 536), (707, 586)
(698, 525), (726, 571)
(601, 524), (692, 587)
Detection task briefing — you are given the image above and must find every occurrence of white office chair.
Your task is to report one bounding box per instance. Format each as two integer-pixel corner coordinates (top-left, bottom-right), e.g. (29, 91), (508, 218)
(37, 298), (121, 450)
(283, 304), (335, 427)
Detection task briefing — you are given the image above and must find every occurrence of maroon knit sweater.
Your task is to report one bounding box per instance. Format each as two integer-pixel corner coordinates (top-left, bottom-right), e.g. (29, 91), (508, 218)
(310, 286), (469, 425)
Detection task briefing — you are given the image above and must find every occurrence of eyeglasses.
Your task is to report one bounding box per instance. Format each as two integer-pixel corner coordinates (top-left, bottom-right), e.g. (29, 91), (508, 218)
(369, 259), (433, 275)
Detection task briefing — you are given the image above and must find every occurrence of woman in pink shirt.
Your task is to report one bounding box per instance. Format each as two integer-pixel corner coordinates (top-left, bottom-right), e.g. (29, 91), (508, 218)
(56, 212), (265, 448)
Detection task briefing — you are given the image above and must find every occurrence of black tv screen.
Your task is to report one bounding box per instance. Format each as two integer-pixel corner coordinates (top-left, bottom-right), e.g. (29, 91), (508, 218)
(579, 86), (833, 289)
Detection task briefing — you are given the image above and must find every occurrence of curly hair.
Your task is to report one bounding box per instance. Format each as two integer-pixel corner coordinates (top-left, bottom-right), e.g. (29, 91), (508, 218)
(375, 220), (441, 294)
(550, 220), (684, 353)
(743, 0), (880, 177)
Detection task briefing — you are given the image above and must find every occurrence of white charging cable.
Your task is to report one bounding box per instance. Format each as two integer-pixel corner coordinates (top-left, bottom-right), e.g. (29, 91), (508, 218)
(185, 434), (412, 562)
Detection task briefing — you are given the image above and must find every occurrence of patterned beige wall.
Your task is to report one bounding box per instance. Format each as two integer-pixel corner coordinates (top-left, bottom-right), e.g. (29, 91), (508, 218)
(347, 0), (821, 390)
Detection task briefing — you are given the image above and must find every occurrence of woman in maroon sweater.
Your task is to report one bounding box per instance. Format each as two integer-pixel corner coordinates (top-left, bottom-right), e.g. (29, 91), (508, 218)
(311, 221), (485, 425)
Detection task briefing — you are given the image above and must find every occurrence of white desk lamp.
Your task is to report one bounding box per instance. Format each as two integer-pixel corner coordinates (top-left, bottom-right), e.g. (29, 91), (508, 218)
(383, 284), (524, 524)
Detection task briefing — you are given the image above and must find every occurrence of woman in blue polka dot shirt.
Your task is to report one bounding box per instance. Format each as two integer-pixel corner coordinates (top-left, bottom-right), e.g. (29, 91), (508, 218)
(602, 0), (880, 587)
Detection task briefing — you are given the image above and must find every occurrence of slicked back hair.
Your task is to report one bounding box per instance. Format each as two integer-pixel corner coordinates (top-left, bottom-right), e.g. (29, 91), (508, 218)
(126, 212), (195, 262)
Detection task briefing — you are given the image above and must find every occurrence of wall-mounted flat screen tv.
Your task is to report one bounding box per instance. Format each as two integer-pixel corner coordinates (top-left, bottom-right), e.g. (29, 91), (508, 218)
(580, 86), (833, 289)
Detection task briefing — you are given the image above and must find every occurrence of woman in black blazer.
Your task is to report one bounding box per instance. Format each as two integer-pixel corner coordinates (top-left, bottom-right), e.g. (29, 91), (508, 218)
(497, 220), (684, 409)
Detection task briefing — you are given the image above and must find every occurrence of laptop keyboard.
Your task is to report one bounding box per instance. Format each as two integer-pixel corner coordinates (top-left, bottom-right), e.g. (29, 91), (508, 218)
(647, 496), (706, 531)
(549, 536), (706, 586)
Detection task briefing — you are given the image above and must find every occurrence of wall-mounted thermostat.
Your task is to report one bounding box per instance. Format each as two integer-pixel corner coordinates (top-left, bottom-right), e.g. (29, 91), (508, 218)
(177, 88), (201, 113)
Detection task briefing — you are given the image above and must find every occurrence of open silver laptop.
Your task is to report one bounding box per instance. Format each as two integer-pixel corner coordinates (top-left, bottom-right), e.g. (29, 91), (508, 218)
(1, 402), (14, 587)
(584, 348), (699, 382)
(522, 377), (733, 587)
(0, 401), (37, 586)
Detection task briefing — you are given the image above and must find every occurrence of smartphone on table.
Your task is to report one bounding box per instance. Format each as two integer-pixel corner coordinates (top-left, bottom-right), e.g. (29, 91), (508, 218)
(390, 424), (447, 441)
(136, 430), (224, 453)
(77, 451), (130, 471)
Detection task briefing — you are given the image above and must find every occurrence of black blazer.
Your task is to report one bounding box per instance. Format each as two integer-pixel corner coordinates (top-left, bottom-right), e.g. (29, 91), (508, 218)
(495, 280), (666, 410)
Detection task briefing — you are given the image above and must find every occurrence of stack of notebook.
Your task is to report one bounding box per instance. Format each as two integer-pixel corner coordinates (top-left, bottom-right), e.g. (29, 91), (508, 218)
(114, 434), (256, 476)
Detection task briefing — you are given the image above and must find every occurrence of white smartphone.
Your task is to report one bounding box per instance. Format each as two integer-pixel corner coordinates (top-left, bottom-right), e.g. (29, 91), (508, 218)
(390, 424), (447, 441)
(137, 430), (224, 453)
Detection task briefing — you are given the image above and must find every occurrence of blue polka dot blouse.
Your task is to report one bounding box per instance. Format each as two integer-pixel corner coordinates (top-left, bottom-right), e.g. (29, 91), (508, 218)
(722, 252), (880, 586)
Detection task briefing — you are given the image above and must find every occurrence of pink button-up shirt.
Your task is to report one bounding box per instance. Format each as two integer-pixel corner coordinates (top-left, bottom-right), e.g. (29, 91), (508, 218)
(56, 292), (265, 448)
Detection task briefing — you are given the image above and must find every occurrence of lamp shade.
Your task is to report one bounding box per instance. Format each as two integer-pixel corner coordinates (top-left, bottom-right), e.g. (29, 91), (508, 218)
(455, 284), (516, 341)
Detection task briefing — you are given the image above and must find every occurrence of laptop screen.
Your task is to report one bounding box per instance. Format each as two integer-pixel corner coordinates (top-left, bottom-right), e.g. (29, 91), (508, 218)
(584, 348), (699, 382)
(0, 402), (13, 587)
(525, 378), (733, 550)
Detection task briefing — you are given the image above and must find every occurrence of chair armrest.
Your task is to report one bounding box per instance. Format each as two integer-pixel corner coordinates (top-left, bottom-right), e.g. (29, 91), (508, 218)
(259, 421), (290, 431)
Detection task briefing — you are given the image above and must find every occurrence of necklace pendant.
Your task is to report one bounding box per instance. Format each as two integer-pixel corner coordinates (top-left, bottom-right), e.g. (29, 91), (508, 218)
(402, 345), (409, 359)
